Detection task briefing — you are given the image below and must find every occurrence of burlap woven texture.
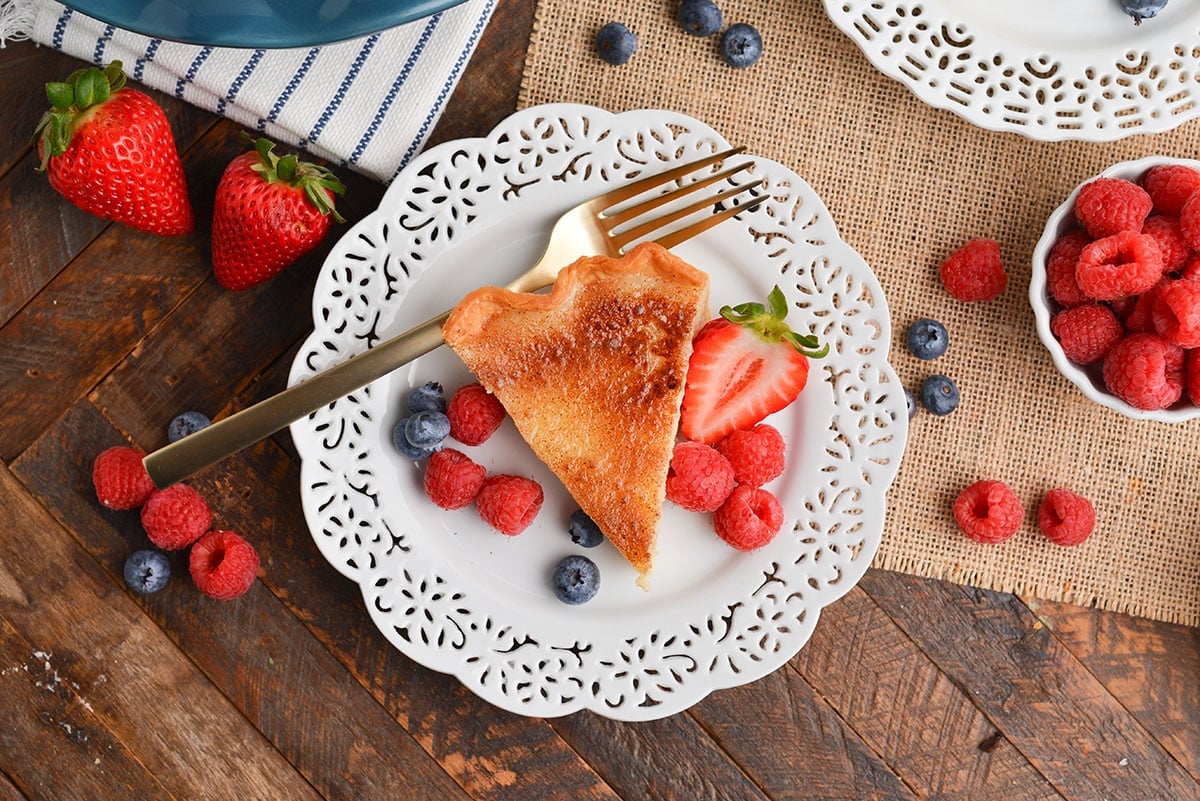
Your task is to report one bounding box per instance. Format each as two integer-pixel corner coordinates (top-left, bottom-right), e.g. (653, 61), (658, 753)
(517, 0), (1200, 626)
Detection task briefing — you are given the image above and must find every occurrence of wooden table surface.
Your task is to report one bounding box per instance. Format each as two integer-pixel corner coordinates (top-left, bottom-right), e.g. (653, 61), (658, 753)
(1, 3), (1197, 799)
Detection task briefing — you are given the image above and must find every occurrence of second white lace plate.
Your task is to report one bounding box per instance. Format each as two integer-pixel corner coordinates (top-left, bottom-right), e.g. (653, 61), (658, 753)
(824, 0), (1200, 141)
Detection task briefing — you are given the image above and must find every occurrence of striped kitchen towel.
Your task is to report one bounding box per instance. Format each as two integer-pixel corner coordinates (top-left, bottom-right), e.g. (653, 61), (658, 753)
(0, 0), (497, 183)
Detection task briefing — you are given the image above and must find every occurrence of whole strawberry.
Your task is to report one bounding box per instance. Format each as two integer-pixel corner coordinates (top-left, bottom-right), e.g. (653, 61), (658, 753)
(680, 286), (827, 444)
(211, 136), (345, 290)
(35, 61), (193, 235)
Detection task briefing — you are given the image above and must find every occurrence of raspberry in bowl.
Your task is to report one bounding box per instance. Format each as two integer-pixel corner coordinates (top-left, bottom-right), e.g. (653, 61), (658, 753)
(1030, 156), (1200, 422)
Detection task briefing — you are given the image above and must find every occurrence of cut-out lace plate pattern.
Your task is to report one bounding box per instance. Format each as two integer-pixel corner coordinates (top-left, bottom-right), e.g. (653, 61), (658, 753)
(823, 0), (1200, 140)
(289, 105), (907, 720)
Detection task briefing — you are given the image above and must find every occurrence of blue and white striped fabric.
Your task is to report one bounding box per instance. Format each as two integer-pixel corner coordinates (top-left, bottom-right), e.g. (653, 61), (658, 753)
(0, 0), (497, 183)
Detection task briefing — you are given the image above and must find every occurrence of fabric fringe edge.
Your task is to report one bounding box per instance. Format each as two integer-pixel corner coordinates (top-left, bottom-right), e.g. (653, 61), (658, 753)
(0, 0), (37, 47)
(871, 549), (1199, 628)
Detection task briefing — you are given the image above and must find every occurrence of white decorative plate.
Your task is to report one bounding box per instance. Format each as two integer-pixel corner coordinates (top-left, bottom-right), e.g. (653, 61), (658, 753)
(823, 0), (1200, 140)
(289, 104), (907, 720)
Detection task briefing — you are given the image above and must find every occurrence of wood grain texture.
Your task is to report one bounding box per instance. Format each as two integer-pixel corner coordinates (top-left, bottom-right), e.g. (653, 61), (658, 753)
(1, 4), (1198, 800)
(792, 586), (1064, 800)
(1024, 598), (1200, 783)
(550, 710), (774, 801)
(12, 402), (473, 801)
(0, 463), (321, 801)
(860, 571), (1200, 801)
(691, 668), (920, 801)
(0, 770), (31, 801)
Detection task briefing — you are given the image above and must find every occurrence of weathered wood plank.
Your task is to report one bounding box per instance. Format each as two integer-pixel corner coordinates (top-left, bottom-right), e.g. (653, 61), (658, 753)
(861, 570), (1200, 801)
(0, 45), (91, 176)
(1025, 597), (1200, 783)
(0, 214), (205, 462)
(792, 585), (1064, 799)
(0, 619), (177, 801)
(0, 463), (321, 801)
(11, 401), (475, 801)
(0, 42), (219, 327)
(690, 668), (919, 801)
(550, 711), (773, 801)
(15, 399), (619, 801)
(0, 768), (31, 801)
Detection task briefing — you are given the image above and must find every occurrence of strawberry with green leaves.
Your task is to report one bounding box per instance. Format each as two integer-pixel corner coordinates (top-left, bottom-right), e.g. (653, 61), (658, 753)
(680, 286), (827, 444)
(211, 136), (345, 290)
(35, 60), (194, 236)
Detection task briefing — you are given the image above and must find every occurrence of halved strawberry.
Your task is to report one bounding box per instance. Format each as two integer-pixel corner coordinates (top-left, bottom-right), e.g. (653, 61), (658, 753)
(680, 286), (826, 444)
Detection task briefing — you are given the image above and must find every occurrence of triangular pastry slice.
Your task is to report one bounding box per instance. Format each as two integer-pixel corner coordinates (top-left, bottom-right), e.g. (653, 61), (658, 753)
(442, 242), (710, 588)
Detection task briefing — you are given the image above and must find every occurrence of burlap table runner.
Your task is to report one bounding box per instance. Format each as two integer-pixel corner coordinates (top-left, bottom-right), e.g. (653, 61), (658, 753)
(517, 0), (1200, 626)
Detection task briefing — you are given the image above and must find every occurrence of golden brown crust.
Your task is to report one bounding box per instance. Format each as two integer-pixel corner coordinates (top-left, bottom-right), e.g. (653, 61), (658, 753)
(443, 242), (710, 587)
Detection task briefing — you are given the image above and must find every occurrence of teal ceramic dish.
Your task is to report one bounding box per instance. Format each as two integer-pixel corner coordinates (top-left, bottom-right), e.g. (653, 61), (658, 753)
(62, 0), (468, 48)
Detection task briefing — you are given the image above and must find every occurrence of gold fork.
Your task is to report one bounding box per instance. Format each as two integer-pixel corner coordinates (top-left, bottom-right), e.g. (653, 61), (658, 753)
(144, 146), (763, 488)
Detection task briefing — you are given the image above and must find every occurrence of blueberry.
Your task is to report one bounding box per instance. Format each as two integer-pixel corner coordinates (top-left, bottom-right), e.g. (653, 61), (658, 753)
(1120, 0), (1167, 23)
(406, 381), (446, 414)
(906, 318), (950, 360)
(392, 417), (433, 460)
(677, 0), (722, 36)
(567, 509), (604, 548)
(404, 410), (450, 449)
(920, 374), (960, 416)
(551, 555), (600, 604)
(124, 549), (171, 594)
(719, 22), (762, 68)
(595, 21), (637, 66)
(167, 411), (211, 443)
(904, 388), (917, 420)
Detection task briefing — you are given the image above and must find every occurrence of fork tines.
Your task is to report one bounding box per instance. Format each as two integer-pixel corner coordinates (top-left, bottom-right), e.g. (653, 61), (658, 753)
(599, 147), (765, 252)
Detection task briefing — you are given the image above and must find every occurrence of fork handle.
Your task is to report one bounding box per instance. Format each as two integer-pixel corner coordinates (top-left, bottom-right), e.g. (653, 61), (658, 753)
(143, 310), (450, 488)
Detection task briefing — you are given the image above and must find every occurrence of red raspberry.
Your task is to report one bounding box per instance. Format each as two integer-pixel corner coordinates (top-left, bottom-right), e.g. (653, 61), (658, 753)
(1140, 215), (1191, 274)
(1151, 278), (1200, 348)
(717, 424), (786, 487)
(1045, 230), (1091, 307)
(423, 448), (486, 510)
(1142, 164), (1200, 215)
(1180, 253), (1200, 282)
(1075, 231), (1164, 301)
(1102, 332), (1183, 410)
(1037, 489), (1095, 547)
(952, 480), (1022, 544)
(1074, 177), (1152, 239)
(1121, 288), (1158, 333)
(476, 474), (543, 535)
(189, 530), (259, 600)
(713, 485), (784, 551)
(1050, 304), (1123, 365)
(447, 383), (506, 446)
(141, 484), (212, 550)
(665, 441), (735, 512)
(938, 238), (1007, 301)
(1180, 191), (1200, 251)
(1186, 349), (1200, 405)
(92, 446), (156, 510)
(1107, 294), (1137, 321)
